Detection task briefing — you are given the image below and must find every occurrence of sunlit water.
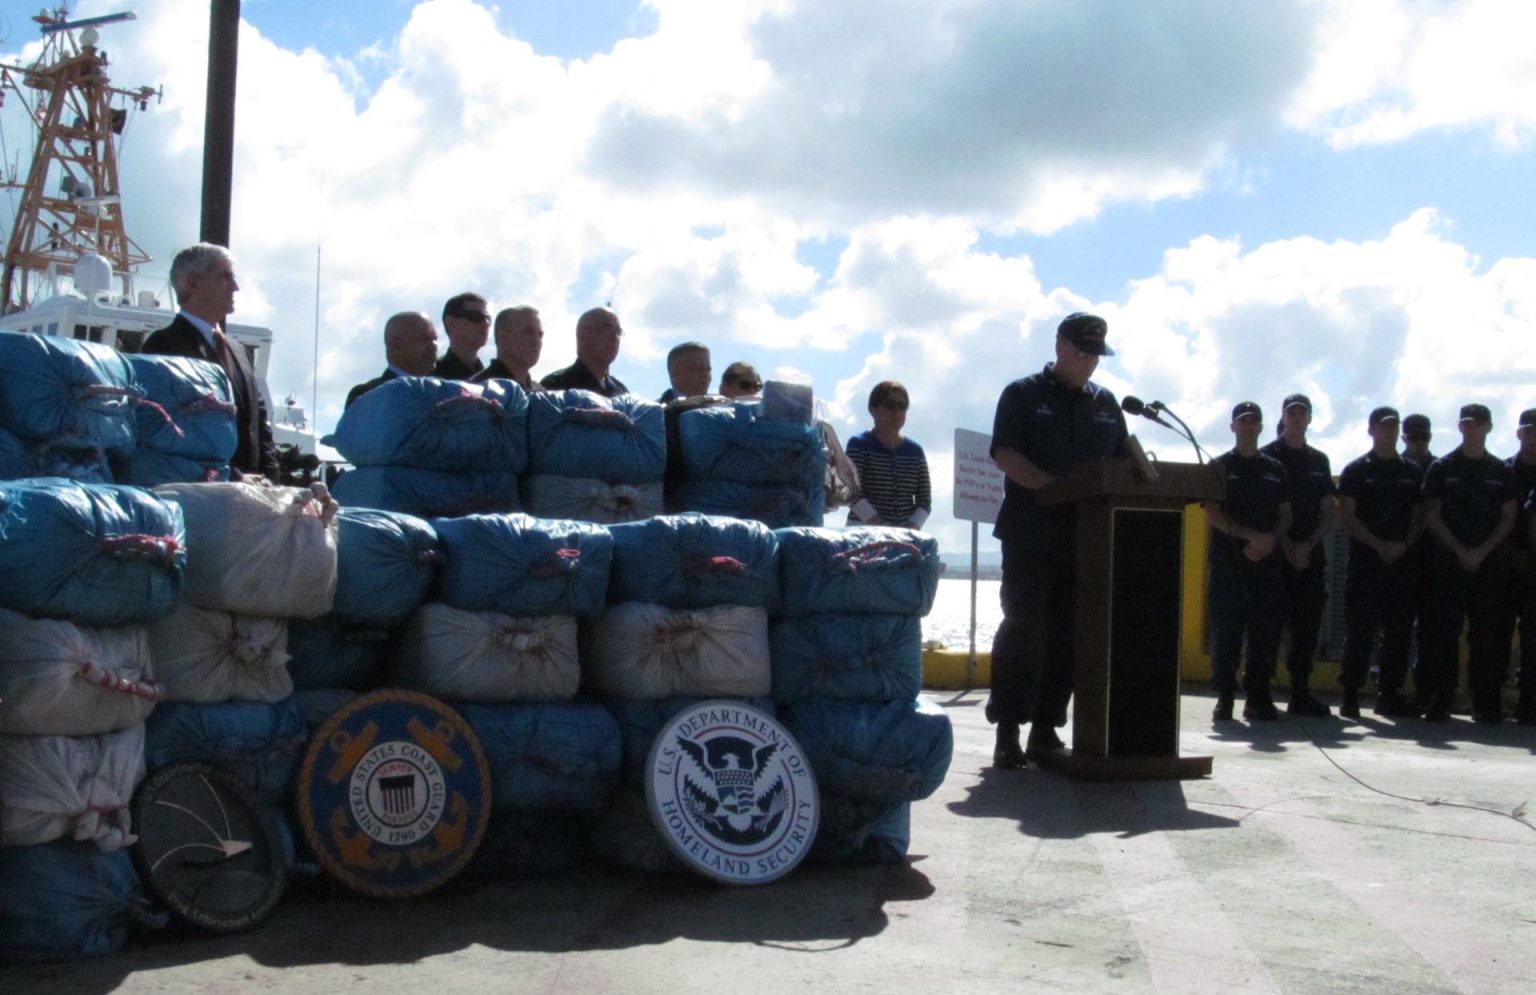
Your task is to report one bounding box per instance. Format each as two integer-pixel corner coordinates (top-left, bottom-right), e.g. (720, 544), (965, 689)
(920, 577), (1002, 652)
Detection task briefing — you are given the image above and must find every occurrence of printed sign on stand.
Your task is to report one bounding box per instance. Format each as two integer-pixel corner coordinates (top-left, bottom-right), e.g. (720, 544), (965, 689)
(953, 428), (1004, 524)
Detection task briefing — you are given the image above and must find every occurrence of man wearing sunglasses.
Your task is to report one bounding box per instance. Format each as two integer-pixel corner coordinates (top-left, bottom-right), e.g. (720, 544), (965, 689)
(435, 291), (491, 380)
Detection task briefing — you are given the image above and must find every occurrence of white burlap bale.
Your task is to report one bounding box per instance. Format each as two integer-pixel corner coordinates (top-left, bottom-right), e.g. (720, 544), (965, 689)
(0, 610), (162, 736)
(520, 475), (663, 525)
(147, 604), (291, 703)
(582, 602), (771, 699)
(0, 725), (145, 851)
(392, 604), (580, 703)
(153, 481), (339, 618)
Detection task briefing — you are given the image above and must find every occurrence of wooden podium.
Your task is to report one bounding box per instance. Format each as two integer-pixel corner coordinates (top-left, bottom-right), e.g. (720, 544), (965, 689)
(1035, 457), (1223, 780)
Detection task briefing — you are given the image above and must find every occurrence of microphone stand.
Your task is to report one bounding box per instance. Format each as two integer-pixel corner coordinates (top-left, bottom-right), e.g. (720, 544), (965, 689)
(1149, 402), (1211, 464)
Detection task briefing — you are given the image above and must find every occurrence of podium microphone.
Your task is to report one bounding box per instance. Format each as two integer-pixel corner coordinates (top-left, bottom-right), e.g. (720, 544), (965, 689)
(1121, 396), (1210, 464)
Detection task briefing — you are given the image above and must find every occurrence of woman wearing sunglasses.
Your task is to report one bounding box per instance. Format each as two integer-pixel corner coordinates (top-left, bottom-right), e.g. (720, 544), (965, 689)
(847, 381), (931, 530)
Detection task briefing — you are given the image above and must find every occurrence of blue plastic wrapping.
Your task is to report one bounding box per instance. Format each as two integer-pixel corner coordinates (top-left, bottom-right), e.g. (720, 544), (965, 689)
(770, 613), (923, 705)
(810, 798), (911, 866)
(142, 698), (307, 805)
(465, 810), (589, 878)
(0, 478), (185, 624)
(433, 513), (613, 618)
(0, 428), (112, 483)
(780, 696), (952, 805)
(678, 400), (826, 487)
(332, 507), (440, 626)
(285, 616), (388, 691)
(0, 332), (140, 453)
(110, 449), (229, 487)
(602, 695), (776, 784)
(330, 465), (520, 517)
(323, 375), (530, 472)
(0, 841), (163, 963)
(456, 701), (622, 813)
(123, 354), (237, 461)
(526, 389), (665, 484)
(775, 525), (940, 616)
(674, 480), (825, 530)
(607, 513), (780, 610)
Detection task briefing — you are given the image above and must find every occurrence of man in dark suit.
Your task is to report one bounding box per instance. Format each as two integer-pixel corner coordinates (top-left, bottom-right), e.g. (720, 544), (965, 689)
(434, 292), (490, 380)
(142, 243), (278, 480)
(539, 307), (629, 396)
(345, 312), (440, 408)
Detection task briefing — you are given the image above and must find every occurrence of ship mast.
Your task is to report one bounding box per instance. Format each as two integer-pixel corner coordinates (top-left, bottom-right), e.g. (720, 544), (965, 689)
(0, 9), (158, 314)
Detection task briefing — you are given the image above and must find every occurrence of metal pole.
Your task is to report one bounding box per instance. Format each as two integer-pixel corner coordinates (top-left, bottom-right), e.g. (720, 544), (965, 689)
(966, 520), (978, 690)
(200, 0), (240, 247)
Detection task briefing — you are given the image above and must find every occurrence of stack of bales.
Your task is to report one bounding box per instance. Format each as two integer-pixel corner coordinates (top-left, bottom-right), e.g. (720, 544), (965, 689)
(522, 389), (666, 524)
(674, 398), (826, 529)
(139, 482), (340, 846)
(391, 513), (621, 876)
(0, 332), (140, 484)
(327, 376), (528, 516)
(0, 478), (184, 961)
(112, 355), (237, 486)
(772, 525), (952, 864)
(587, 512), (780, 871)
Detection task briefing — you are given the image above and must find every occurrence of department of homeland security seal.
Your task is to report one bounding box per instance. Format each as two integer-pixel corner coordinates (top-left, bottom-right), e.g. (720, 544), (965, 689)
(298, 689), (491, 898)
(645, 700), (818, 885)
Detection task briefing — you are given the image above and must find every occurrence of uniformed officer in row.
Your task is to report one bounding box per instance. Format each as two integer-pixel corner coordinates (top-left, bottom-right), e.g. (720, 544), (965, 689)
(985, 313), (1128, 768)
(1203, 401), (1292, 722)
(1335, 407), (1425, 718)
(1261, 394), (1336, 716)
(1402, 413), (1436, 469)
(1502, 408), (1536, 725)
(1421, 404), (1518, 723)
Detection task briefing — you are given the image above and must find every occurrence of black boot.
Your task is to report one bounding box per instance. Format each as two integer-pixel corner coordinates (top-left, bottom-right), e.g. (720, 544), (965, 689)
(1340, 689), (1360, 720)
(1024, 724), (1066, 762)
(992, 721), (1025, 769)
(1374, 690), (1420, 717)
(1213, 692), (1234, 722)
(1287, 685), (1332, 717)
(1517, 690), (1536, 727)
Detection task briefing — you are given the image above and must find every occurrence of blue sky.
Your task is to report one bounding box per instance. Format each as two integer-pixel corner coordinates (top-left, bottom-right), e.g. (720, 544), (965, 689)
(3, 0), (1533, 559)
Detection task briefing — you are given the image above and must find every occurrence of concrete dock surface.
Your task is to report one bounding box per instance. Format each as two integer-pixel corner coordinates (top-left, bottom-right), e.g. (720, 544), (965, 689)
(5, 688), (1534, 995)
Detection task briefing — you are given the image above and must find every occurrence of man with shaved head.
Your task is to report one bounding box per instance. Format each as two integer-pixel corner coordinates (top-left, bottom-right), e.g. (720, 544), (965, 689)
(345, 311), (440, 408)
(539, 307), (629, 397)
(472, 306), (544, 391)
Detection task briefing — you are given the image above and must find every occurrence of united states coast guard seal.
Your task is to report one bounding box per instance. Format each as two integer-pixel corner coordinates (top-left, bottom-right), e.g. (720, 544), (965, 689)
(298, 689), (491, 898)
(645, 700), (819, 885)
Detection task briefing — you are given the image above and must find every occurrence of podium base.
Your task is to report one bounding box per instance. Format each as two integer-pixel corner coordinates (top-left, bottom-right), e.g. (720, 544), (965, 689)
(1036, 749), (1212, 781)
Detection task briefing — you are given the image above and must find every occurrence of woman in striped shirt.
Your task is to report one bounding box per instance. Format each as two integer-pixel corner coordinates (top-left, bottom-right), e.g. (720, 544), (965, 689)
(847, 380), (932, 530)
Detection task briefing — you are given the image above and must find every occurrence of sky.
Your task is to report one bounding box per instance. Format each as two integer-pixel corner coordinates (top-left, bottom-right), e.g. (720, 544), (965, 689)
(2, 0), (1533, 559)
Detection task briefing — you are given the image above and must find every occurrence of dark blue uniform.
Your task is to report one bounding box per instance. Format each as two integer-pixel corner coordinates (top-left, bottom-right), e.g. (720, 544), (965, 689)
(1502, 457), (1536, 704)
(1260, 438), (1335, 692)
(1337, 451), (1423, 696)
(1421, 449), (1518, 713)
(1207, 450), (1290, 698)
(986, 365), (1127, 729)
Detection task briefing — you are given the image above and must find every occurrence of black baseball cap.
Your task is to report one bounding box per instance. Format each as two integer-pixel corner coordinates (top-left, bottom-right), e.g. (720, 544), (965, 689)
(1232, 401), (1262, 421)
(1458, 403), (1492, 424)
(1519, 408), (1536, 428)
(1057, 312), (1113, 357)
(1368, 406), (1400, 428)
(1282, 393), (1312, 413)
(1402, 413), (1431, 436)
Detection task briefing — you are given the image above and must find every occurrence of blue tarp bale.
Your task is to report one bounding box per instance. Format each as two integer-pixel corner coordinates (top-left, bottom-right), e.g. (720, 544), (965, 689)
(456, 701), (621, 814)
(323, 375), (530, 472)
(123, 354), (237, 461)
(602, 695), (777, 784)
(781, 696), (952, 805)
(775, 525), (940, 616)
(770, 613), (922, 705)
(0, 478), (185, 624)
(674, 480), (825, 530)
(810, 798), (911, 866)
(332, 507), (440, 626)
(0, 332), (140, 453)
(525, 390), (665, 484)
(110, 449), (228, 487)
(0, 840), (164, 963)
(330, 465), (520, 517)
(142, 697), (307, 805)
(678, 400), (826, 487)
(465, 810), (589, 878)
(0, 428), (112, 483)
(285, 616), (388, 692)
(607, 513), (780, 610)
(433, 513), (612, 618)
